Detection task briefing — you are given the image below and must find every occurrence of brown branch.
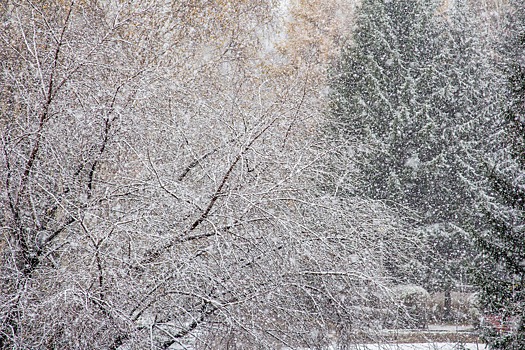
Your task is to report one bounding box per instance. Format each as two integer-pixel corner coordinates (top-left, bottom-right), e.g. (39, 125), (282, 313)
(87, 112), (112, 195)
(141, 119), (277, 265)
(188, 120), (276, 233)
(283, 73), (308, 148)
(161, 303), (218, 349)
(15, 1), (74, 210)
(2, 131), (19, 224)
(177, 148), (218, 182)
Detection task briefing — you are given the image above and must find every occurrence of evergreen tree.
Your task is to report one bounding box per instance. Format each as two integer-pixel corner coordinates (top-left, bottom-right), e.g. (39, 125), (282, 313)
(418, 0), (499, 320)
(329, 0), (494, 320)
(330, 0), (490, 218)
(473, 1), (525, 347)
(330, 0), (439, 204)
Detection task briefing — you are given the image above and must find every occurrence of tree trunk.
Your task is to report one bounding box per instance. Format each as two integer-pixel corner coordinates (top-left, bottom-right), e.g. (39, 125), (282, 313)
(443, 288), (452, 322)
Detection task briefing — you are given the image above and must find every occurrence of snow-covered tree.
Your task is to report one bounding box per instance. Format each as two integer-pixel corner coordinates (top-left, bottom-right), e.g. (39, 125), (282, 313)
(328, 0), (496, 320)
(472, 1), (525, 347)
(0, 1), (416, 348)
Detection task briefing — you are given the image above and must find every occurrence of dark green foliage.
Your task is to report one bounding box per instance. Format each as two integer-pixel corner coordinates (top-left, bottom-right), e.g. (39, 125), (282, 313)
(330, 0), (440, 206)
(473, 1), (525, 348)
(329, 0), (489, 300)
(330, 0), (489, 222)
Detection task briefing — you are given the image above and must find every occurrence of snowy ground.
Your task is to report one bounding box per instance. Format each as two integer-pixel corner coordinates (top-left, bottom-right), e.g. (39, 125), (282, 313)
(176, 341), (486, 350)
(282, 341), (486, 350)
(341, 344), (486, 350)
(426, 325), (475, 332)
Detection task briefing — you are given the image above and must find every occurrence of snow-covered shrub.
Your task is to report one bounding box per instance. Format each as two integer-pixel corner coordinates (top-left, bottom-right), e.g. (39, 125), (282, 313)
(389, 285), (430, 329)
